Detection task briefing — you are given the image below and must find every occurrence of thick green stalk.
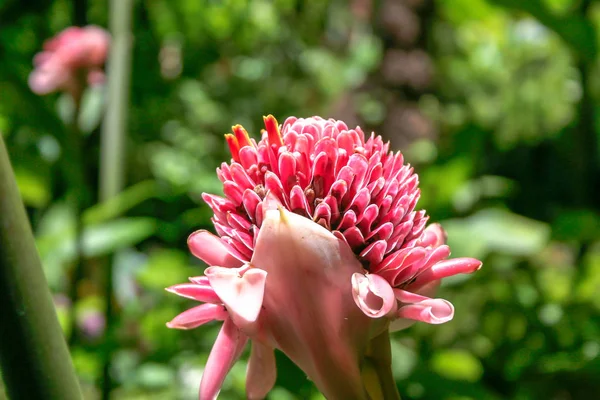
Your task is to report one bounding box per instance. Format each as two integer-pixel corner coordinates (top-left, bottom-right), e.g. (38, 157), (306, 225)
(363, 330), (402, 400)
(99, 0), (134, 398)
(0, 134), (82, 400)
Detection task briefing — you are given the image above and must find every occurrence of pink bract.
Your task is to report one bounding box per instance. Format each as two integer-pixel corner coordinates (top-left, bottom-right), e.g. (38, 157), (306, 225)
(167, 116), (482, 399)
(29, 25), (110, 96)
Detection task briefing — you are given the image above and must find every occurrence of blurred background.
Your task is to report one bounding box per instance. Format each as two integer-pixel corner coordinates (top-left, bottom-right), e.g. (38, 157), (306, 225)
(1, 0), (600, 399)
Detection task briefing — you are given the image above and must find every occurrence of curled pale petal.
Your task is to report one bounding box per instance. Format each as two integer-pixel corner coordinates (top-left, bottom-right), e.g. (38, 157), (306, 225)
(394, 289), (454, 325)
(166, 303), (228, 330)
(389, 281), (441, 331)
(205, 265), (267, 328)
(246, 342), (277, 400)
(199, 318), (249, 400)
(165, 283), (221, 304)
(351, 273), (396, 318)
(251, 207), (370, 399)
(188, 230), (244, 267)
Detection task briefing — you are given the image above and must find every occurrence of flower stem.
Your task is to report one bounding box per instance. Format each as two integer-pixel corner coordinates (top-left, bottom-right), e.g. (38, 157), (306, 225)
(0, 133), (82, 399)
(363, 330), (402, 400)
(66, 89), (87, 346)
(99, 0), (133, 202)
(99, 0), (134, 398)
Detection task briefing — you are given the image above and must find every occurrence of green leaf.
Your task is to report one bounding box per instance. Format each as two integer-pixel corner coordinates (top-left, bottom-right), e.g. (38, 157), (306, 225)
(135, 363), (176, 389)
(390, 339), (418, 380)
(83, 180), (159, 225)
(442, 208), (550, 259)
(36, 217), (157, 283)
(14, 166), (50, 208)
(82, 218), (157, 257)
(552, 209), (600, 242)
(430, 349), (484, 382)
(137, 249), (195, 290)
(78, 86), (105, 134)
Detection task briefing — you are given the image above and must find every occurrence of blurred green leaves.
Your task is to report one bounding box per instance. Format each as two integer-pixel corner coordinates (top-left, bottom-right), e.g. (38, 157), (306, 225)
(3, 0), (600, 399)
(489, 0), (597, 60)
(38, 216), (156, 289)
(443, 208), (551, 260)
(35, 194), (158, 289)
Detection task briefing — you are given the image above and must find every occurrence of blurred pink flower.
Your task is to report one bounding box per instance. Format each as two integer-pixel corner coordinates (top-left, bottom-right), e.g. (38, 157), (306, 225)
(29, 26), (110, 96)
(167, 116), (482, 399)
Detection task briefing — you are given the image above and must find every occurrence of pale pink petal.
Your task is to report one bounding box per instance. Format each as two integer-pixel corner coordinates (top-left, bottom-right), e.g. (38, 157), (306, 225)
(246, 342), (277, 400)
(396, 299), (454, 324)
(394, 289), (454, 324)
(205, 265), (267, 328)
(188, 230), (244, 267)
(251, 208), (370, 399)
(351, 273), (396, 318)
(393, 289), (429, 304)
(165, 283), (221, 303)
(166, 303), (228, 330)
(199, 318), (249, 400)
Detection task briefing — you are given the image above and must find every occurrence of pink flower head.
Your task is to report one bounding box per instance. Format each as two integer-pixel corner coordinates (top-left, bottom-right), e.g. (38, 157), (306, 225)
(29, 25), (110, 96)
(167, 116), (482, 399)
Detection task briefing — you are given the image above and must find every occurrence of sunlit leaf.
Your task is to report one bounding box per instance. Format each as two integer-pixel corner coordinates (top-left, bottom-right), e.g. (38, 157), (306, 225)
(430, 349), (484, 382)
(443, 208), (551, 259)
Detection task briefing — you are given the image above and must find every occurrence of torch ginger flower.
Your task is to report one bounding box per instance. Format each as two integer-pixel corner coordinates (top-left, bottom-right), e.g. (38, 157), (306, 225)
(167, 116), (482, 399)
(29, 26), (110, 97)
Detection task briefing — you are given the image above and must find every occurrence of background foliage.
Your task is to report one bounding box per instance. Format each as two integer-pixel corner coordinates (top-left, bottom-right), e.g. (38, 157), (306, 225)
(1, 0), (600, 399)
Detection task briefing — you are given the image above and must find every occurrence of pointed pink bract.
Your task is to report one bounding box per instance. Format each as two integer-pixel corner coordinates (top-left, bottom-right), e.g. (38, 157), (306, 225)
(199, 318), (248, 400)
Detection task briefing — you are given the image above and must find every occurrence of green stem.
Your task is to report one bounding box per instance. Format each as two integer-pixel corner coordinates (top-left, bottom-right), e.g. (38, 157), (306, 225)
(100, 0), (134, 202)
(0, 134), (82, 400)
(364, 330), (402, 400)
(69, 0), (91, 348)
(99, 0), (134, 398)
(67, 90), (87, 346)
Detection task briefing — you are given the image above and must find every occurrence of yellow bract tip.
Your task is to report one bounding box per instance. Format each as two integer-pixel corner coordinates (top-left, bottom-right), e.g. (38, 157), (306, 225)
(277, 205), (288, 224)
